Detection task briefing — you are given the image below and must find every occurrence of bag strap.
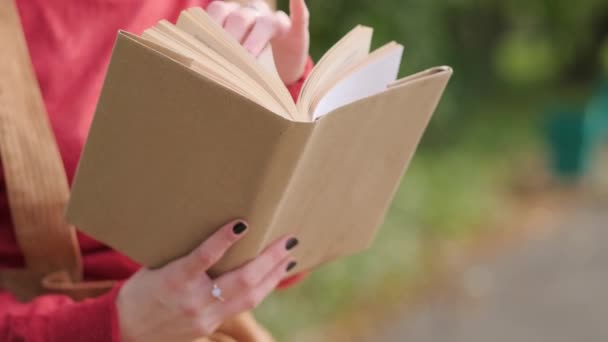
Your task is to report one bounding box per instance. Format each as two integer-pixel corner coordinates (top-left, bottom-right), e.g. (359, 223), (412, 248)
(0, 0), (113, 301)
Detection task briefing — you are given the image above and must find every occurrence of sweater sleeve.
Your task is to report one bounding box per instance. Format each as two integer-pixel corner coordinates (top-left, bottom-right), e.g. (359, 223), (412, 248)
(0, 59), (314, 340)
(0, 283), (124, 342)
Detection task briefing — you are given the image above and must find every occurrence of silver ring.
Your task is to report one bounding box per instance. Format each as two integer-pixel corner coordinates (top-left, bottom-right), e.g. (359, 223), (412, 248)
(211, 283), (225, 302)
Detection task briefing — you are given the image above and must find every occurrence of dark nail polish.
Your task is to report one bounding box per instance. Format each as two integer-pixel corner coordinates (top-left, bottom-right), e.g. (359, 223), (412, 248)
(286, 261), (297, 272)
(285, 238), (299, 251)
(232, 222), (247, 235)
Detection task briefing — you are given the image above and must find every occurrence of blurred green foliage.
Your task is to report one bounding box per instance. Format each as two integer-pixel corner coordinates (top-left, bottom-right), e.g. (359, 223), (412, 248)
(279, 0), (608, 110)
(263, 0), (608, 338)
(256, 98), (542, 339)
(281, 0), (608, 85)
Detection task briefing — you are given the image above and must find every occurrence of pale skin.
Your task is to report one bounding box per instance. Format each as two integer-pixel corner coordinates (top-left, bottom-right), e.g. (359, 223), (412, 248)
(207, 0), (310, 84)
(116, 1), (310, 341)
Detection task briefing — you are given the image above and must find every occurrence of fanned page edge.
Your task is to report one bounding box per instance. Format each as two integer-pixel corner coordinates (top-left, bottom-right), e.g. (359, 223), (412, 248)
(180, 8), (303, 121)
(117, 31), (293, 126)
(311, 41), (404, 119)
(140, 28), (257, 105)
(296, 25), (374, 118)
(319, 65), (454, 121)
(389, 65), (453, 88)
(144, 21), (286, 116)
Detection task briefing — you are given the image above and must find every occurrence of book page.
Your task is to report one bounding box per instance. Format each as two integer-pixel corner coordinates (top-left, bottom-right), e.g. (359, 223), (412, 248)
(257, 45), (279, 78)
(177, 8), (302, 120)
(312, 42), (404, 119)
(296, 25), (373, 118)
(143, 22), (285, 115)
(388, 65), (453, 88)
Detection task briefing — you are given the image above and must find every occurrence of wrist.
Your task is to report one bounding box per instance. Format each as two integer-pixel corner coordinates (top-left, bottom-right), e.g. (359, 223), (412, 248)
(116, 279), (140, 342)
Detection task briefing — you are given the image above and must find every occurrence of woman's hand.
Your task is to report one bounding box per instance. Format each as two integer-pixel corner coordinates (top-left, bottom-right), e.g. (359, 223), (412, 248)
(116, 220), (298, 342)
(206, 0), (310, 85)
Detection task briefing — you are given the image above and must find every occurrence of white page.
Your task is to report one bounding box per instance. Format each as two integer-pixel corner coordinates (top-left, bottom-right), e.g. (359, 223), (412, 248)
(313, 45), (404, 119)
(257, 45), (279, 76)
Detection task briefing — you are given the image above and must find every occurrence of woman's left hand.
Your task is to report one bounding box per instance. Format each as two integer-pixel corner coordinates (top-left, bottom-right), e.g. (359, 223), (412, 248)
(206, 0), (310, 85)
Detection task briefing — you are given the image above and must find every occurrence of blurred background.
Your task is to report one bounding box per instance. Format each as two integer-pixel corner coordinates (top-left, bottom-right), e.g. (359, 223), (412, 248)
(257, 0), (608, 340)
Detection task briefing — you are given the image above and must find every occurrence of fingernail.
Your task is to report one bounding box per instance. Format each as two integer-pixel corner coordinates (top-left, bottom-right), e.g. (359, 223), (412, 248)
(232, 222), (248, 235)
(286, 261), (297, 272)
(285, 238), (299, 251)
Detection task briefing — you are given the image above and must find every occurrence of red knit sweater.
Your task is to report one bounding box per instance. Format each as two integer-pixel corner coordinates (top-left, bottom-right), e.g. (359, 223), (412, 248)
(0, 1), (311, 340)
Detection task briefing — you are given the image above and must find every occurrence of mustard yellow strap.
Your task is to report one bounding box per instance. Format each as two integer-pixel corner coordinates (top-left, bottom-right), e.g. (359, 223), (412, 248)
(0, 0), (82, 285)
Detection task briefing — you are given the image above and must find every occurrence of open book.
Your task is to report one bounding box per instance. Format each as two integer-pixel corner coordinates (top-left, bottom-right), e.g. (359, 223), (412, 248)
(66, 8), (452, 276)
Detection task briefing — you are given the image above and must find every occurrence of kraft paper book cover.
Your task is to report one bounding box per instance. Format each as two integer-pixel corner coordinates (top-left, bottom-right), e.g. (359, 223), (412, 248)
(66, 7), (452, 276)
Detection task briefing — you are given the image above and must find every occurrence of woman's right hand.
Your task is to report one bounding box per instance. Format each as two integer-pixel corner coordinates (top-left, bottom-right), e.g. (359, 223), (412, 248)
(116, 220), (299, 342)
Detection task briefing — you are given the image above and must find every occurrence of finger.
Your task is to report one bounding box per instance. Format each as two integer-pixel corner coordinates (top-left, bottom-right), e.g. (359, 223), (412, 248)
(206, 1), (240, 26)
(171, 219), (249, 282)
(289, 0), (309, 35)
(218, 257), (297, 318)
(272, 11), (291, 37)
(213, 236), (298, 300)
(242, 15), (278, 56)
(248, 0), (272, 13)
(224, 8), (258, 43)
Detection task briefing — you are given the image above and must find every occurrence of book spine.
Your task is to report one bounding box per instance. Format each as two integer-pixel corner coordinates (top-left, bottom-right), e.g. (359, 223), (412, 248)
(209, 121), (315, 275)
(251, 122), (323, 274)
(256, 123), (316, 247)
